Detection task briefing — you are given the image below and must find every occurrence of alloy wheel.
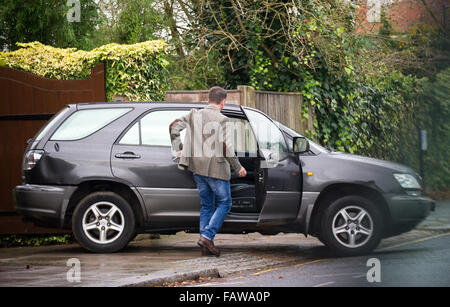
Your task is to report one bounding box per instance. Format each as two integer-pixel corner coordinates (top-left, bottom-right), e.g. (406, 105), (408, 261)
(331, 205), (373, 249)
(82, 201), (125, 244)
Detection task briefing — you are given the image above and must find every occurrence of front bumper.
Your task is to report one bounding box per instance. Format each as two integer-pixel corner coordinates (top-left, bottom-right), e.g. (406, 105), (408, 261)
(386, 193), (433, 236)
(13, 184), (76, 228)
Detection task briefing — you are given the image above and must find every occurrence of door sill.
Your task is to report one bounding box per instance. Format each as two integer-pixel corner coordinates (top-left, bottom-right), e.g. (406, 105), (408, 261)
(226, 212), (259, 223)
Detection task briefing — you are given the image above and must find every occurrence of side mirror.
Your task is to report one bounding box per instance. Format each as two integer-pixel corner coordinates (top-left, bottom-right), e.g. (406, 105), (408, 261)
(293, 136), (309, 153)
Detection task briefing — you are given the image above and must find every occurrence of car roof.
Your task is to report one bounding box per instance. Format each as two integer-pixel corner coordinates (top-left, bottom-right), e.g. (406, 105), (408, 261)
(75, 101), (243, 112)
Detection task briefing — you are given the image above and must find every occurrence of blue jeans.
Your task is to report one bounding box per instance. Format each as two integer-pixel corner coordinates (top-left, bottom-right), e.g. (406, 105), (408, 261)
(193, 174), (232, 241)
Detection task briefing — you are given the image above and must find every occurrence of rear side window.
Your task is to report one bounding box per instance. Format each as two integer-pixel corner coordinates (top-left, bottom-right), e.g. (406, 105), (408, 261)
(35, 107), (71, 141)
(50, 108), (132, 141)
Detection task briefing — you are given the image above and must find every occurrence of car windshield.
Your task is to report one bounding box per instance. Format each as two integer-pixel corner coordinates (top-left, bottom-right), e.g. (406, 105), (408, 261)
(274, 121), (330, 153)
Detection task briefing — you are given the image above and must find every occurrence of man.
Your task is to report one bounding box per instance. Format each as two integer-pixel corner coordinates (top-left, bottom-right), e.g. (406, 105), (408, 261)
(169, 86), (247, 257)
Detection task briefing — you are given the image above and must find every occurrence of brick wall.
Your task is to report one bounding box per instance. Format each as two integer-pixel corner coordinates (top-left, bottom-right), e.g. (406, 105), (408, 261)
(355, 0), (449, 34)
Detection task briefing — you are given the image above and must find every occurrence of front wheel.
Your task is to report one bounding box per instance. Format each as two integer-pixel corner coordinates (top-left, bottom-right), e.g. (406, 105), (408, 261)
(320, 195), (383, 256)
(72, 191), (135, 253)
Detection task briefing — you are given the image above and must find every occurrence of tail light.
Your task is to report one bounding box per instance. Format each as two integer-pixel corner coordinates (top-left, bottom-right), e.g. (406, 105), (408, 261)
(23, 150), (44, 170)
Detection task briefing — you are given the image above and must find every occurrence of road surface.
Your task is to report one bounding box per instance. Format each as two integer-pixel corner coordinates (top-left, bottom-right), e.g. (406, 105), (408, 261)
(195, 232), (450, 287)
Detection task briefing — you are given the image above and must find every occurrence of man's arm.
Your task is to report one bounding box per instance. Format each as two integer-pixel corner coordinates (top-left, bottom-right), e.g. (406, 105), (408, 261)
(222, 119), (246, 176)
(169, 115), (188, 152)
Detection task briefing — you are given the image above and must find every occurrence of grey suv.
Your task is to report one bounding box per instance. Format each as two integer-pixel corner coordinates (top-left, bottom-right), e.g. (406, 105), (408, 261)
(13, 102), (433, 255)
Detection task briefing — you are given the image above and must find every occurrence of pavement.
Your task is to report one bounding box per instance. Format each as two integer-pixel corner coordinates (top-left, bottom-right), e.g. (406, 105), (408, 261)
(0, 199), (449, 287)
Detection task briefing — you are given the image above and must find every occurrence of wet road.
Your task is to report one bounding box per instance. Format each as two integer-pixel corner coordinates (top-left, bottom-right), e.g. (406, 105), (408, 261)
(197, 232), (450, 287)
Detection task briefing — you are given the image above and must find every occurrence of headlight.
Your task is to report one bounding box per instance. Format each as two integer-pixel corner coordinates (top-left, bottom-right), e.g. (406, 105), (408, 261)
(393, 173), (421, 189)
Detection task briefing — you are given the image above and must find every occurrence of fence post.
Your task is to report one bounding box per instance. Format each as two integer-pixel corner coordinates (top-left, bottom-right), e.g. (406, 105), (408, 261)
(237, 85), (255, 108)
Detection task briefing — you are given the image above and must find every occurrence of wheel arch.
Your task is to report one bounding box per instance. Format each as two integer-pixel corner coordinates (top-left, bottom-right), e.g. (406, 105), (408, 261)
(309, 183), (392, 238)
(64, 180), (146, 230)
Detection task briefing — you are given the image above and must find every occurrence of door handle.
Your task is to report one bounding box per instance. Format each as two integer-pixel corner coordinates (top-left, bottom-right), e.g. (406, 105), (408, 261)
(115, 151), (141, 159)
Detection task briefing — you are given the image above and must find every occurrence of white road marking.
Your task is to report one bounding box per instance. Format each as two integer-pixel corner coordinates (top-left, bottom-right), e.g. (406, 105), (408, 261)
(313, 272), (365, 278)
(313, 281), (335, 287)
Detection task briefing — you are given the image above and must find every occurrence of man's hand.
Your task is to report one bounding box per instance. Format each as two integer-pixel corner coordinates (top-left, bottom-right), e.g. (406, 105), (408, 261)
(238, 167), (247, 178)
(176, 151), (182, 158)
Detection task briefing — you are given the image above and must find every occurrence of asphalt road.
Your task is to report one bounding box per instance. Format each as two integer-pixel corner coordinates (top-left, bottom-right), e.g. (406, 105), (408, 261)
(197, 232), (450, 287)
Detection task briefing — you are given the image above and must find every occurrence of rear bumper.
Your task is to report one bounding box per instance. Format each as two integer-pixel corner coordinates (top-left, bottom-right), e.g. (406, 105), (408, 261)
(13, 184), (76, 228)
(386, 193), (433, 236)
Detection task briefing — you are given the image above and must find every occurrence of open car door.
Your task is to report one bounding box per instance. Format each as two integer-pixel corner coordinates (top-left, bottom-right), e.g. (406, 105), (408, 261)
(241, 107), (303, 225)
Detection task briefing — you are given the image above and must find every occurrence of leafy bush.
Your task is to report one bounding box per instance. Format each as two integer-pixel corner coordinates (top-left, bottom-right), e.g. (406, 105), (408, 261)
(191, 0), (415, 155)
(0, 40), (170, 101)
(185, 0), (447, 193)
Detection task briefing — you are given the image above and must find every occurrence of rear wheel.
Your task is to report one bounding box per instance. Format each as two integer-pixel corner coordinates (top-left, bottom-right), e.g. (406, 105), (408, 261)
(72, 191), (135, 253)
(320, 195), (383, 256)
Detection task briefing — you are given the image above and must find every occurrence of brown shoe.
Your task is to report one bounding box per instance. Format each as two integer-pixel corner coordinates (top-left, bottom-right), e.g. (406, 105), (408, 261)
(201, 247), (214, 256)
(197, 236), (220, 257)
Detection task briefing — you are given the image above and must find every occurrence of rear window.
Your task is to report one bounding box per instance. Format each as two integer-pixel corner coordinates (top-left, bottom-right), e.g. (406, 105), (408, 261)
(50, 108), (132, 141)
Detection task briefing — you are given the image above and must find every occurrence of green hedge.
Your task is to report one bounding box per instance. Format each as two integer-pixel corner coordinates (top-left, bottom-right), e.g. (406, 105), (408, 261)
(0, 234), (74, 248)
(0, 40), (169, 101)
(417, 69), (450, 191)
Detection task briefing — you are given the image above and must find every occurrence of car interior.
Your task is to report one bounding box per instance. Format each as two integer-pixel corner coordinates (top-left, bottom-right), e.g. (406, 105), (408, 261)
(226, 117), (262, 213)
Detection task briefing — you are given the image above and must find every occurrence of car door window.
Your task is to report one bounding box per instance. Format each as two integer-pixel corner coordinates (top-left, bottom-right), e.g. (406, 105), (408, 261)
(228, 117), (258, 157)
(118, 110), (260, 154)
(243, 109), (288, 164)
(141, 110), (188, 146)
(119, 122), (140, 145)
(119, 110), (189, 146)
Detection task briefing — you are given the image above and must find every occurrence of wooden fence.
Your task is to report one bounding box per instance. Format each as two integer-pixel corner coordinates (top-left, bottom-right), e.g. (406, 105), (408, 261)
(0, 64), (106, 234)
(166, 85), (314, 135)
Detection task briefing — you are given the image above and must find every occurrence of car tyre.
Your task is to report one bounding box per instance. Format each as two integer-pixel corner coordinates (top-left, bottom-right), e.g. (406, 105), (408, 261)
(72, 191), (135, 253)
(320, 195), (383, 256)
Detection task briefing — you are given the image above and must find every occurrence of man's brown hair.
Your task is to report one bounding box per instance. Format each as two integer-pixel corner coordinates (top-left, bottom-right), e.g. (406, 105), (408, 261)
(208, 86), (227, 104)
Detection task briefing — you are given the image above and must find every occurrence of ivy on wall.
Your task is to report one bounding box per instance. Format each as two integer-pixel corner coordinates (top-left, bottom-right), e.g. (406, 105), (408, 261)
(0, 40), (170, 101)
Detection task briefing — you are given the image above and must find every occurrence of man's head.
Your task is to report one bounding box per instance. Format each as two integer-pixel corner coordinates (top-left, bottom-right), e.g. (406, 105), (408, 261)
(208, 86), (227, 110)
